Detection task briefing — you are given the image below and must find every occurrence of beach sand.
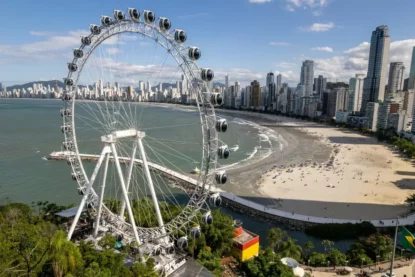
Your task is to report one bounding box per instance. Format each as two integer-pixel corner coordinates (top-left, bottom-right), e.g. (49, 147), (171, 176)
(258, 116), (415, 205)
(217, 110), (415, 220)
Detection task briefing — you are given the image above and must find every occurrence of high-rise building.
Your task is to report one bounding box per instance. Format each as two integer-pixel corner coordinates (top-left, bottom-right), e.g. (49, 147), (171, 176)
(388, 62), (405, 95)
(377, 100), (391, 130)
(250, 80), (261, 108)
(366, 102), (380, 131)
(245, 85), (251, 108)
(266, 72), (275, 110)
(300, 60), (314, 96)
(276, 74), (282, 88)
(362, 25), (390, 112)
(347, 74), (365, 112)
(409, 47), (415, 90)
(314, 75), (327, 100)
(327, 88), (348, 118)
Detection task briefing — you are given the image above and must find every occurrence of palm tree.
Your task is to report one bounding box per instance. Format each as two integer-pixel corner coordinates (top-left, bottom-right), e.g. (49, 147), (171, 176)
(267, 228), (286, 252)
(278, 238), (302, 261)
(50, 231), (83, 277)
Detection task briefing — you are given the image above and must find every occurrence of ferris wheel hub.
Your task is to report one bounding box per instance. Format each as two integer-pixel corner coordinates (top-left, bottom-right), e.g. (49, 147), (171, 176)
(101, 129), (145, 143)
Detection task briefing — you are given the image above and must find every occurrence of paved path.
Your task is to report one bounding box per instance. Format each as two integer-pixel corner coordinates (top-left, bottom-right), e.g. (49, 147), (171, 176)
(49, 151), (415, 227)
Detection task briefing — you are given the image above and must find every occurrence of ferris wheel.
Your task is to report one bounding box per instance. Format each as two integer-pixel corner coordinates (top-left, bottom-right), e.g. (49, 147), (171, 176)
(60, 7), (229, 263)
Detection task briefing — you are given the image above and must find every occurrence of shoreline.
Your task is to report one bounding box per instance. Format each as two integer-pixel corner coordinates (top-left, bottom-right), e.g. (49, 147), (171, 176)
(4, 99), (415, 219)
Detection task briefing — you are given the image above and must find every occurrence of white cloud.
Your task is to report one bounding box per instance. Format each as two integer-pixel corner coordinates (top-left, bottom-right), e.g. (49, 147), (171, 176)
(312, 10), (323, 16)
(249, 0), (272, 3)
(310, 39), (415, 82)
(312, 46), (333, 52)
(105, 48), (122, 55)
(286, 5), (295, 11)
(269, 42), (290, 46)
(215, 68), (264, 86)
(286, 0), (327, 13)
(275, 70), (299, 83)
(299, 22), (334, 32)
(30, 31), (54, 36)
(276, 62), (296, 68)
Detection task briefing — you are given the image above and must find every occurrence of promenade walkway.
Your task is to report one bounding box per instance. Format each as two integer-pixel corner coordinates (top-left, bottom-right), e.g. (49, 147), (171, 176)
(49, 152), (415, 227)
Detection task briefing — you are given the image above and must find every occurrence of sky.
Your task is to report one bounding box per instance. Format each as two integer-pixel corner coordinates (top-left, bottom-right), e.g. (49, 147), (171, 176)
(0, 0), (415, 87)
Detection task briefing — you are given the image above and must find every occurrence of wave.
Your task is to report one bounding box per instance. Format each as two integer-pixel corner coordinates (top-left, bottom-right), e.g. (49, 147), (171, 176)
(230, 145), (239, 152)
(41, 157), (48, 161)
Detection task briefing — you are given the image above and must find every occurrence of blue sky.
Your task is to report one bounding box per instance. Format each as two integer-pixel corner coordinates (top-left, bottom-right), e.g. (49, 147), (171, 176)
(1, 0), (415, 87)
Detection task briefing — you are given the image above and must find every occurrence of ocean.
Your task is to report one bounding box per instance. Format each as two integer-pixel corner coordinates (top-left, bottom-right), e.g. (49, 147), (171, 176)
(0, 99), (352, 251)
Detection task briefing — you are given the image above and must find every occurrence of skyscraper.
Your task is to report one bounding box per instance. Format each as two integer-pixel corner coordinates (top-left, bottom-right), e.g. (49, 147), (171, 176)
(362, 25), (390, 112)
(300, 60), (314, 96)
(266, 72), (275, 109)
(388, 62), (405, 95)
(408, 47), (415, 90)
(314, 75), (327, 100)
(347, 74), (365, 112)
(250, 80), (261, 108)
(276, 74), (282, 88)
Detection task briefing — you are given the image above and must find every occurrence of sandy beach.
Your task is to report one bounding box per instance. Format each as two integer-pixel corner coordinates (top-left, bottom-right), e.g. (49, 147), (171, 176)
(216, 110), (415, 220)
(258, 116), (415, 205)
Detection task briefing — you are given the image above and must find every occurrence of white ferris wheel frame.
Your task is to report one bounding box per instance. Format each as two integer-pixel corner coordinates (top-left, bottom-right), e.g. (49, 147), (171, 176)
(61, 16), (219, 244)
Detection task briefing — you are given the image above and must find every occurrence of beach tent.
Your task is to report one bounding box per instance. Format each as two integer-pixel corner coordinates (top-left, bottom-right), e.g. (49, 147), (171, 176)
(55, 206), (86, 218)
(292, 267), (305, 277)
(280, 257), (300, 268)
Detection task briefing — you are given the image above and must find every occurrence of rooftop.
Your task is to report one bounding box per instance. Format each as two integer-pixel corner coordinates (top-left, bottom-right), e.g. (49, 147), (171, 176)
(233, 228), (257, 245)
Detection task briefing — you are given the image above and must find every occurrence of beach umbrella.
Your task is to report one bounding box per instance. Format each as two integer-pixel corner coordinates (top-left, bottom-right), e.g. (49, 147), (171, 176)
(292, 267), (305, 277)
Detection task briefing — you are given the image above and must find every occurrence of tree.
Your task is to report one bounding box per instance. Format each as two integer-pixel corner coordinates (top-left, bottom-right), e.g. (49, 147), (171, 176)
(197, 249), (222, 277)
(98, 234), (117, 249)
(346, 241), (373, 266)
(322, 240), (334, 253)
(201, 209), (234, 257)
(50, 230), (83, 277)
(0, 203), (55, 276)
(327, 249), (346, 266)
(278, 238), (302, 261)
(240, 250), (295, 277)
(303, 241), (314, 259)
(405, 193), (415, 204)
(308, 252), (327, 267)
(131, 258), (157, 277)
(267, 228), (286, 252)
(364, 233), (393, 261)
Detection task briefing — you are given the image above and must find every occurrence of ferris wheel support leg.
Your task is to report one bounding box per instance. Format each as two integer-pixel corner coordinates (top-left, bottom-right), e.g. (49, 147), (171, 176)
(137, 138), (166, 238)
(110, 142), (141, 247)
(93, 152), (110, 237)
(67, 145), (110, 241)
(119, 141), (138, 220)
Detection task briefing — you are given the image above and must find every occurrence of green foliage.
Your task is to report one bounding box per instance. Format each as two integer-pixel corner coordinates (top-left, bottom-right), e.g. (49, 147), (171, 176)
(303, 241), (314, 259)
(98, 234), (117, 249)
(201, 209), (234, 257)
(305, 222), (376, 239)
(197, 249), (222, 277)
(390, 136), (415, 158)
(308, 252), (327, 266)
(346, 241), (373, 265)
(267, 228), (286, 252)
(0, 202), (56, 276)
(50, 230), (83, 277)
(321, 240), (334, 253)
(278, 238), (302, 262)
(131, 258), (157, 277)
(327, 249), (346, 266)
(240, 250), (295, 277)
(363, 233), (393, 261)
(405, 193), (415, 204)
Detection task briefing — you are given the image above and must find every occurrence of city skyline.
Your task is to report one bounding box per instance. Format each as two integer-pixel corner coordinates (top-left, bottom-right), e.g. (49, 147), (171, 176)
(1, 0), (415, 87)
